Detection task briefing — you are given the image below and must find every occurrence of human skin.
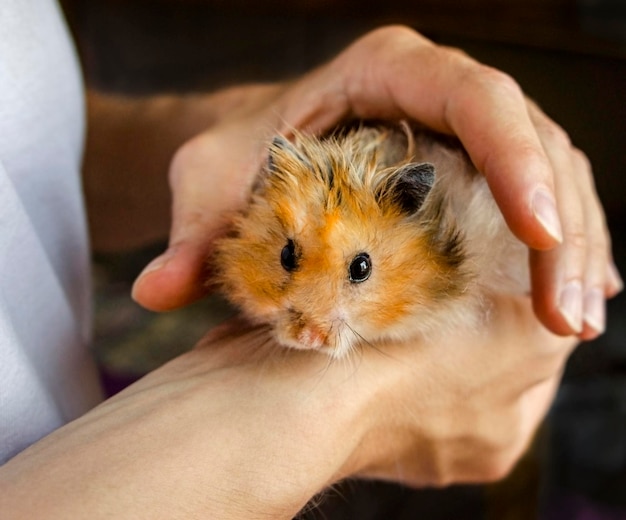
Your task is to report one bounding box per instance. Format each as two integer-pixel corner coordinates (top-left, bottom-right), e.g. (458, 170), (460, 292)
(55, 25), (621, 516)
(0, 295), (577, 520)
(122, 26), (622, 340)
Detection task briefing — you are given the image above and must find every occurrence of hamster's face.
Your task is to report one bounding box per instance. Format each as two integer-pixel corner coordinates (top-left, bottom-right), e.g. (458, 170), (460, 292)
(214, 130), (465, 358)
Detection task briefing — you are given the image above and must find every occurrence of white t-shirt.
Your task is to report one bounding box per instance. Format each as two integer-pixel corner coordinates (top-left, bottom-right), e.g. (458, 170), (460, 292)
(0, 0), (103, 463)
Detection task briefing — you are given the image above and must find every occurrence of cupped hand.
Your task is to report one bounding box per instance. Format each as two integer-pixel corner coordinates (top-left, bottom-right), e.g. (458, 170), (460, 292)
(131, 25), (622, 338)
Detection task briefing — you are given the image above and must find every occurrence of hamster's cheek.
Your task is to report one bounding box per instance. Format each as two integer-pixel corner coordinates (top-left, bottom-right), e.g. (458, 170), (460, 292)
(221, 253), (289, 322)
(347, 279), (415, 340)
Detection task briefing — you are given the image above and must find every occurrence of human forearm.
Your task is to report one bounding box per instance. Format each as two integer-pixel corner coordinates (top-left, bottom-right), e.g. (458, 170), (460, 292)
(0, 296), (576, 519)
(0, 325), (366, 519)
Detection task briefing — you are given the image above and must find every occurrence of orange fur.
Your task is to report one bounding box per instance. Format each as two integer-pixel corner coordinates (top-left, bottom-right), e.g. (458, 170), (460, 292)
(213, 124), (528, 358)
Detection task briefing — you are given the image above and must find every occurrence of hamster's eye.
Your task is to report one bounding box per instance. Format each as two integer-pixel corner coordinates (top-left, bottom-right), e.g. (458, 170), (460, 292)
(281, 239), (298, 272)
(349, 253), (372, 283)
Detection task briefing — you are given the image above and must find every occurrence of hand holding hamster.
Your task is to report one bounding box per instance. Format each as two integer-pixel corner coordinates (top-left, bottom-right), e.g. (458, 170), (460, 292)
(2, 298), (577, 520)
(132, 26), (621, 341)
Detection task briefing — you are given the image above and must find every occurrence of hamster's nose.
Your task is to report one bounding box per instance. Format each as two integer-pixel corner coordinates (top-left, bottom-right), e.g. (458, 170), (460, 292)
(297, 325), (328, 350)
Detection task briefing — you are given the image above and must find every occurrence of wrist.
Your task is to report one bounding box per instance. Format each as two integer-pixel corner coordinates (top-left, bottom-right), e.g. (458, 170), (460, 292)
(181, 326), (382, 514)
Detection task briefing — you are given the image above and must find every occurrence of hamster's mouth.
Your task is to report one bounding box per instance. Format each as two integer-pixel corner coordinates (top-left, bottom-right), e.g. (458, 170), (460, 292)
(297, 326), (329, 350)
(274, 322), (357, 359)
(275, 326), (330, 351)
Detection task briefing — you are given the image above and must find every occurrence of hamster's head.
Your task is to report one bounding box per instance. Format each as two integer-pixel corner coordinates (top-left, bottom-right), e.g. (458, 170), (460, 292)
(213, 128), (469, 358)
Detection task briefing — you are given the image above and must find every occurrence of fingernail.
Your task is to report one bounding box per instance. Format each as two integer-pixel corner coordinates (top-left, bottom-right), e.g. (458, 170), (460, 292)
(131, 248), (177, 303)
(532, 189), (563, 244)
(583, 287), (606, 334)
(608, 261), (624, 293)
(559, 280), (583, 333)
(136, 247), (177, 280)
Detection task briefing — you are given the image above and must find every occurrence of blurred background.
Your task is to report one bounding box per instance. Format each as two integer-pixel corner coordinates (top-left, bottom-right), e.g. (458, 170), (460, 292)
(59, 1), (626, 518)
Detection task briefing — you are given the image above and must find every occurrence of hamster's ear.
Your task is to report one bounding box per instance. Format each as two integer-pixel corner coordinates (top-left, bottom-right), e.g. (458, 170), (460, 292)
(267, 136), (288, 174)
(253, 136), (301, 193)
(267, 135), (310, 174)
(378, 162), (435, 214)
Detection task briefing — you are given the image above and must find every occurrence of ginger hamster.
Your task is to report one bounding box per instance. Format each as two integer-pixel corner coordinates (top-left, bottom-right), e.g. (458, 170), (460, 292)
(212, 123), (528, 358)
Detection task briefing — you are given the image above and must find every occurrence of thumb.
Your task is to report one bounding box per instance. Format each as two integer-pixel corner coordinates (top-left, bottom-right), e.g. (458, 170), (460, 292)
(132, 129), (260, 311)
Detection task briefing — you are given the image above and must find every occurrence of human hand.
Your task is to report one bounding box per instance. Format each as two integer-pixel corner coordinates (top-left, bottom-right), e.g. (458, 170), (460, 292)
(0, 295), (576, 519)
(131, 25), (622, 339)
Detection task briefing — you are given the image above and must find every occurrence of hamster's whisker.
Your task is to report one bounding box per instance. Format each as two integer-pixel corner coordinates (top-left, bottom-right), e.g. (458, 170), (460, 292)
(343, 322), (392, 359)
(334, 323), (364, 377)
(322, 346), (339, 374)
(307, 350), (336, 393)
(337, 321), (363, 364)
(313, 330), (340, 383)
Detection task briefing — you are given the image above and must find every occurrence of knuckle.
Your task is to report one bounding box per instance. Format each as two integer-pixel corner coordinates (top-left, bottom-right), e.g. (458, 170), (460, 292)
(364, 24), (425, 48)
(378, 24), (419, 40)
(571, 146), (592, 174)
(476, 434), (527, 483)
(418, 410), (533, 486)
(169, 140), (193, 186)
(470, 65), (524, 100)
(169, 134), (213, 190)
(564, 227), (588, 253)
(429, 472), (456, 488)
(588, 229), (608, 252)
(540, 119), (572, 150)
(437, 44), (471, 62)
(479, 453), (520, 483)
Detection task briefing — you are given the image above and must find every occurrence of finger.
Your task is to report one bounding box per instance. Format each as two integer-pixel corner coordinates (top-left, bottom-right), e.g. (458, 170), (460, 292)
(529, 114), (610, 338)
(573, 149), (612, 339)
(606, 257), (624, 298)
(130, 142), (215, 311)
(332, 26), (562, 251)
(131, 240), (211, 311)
(132, 128), (262, 311)
(443, 69), (563, 251)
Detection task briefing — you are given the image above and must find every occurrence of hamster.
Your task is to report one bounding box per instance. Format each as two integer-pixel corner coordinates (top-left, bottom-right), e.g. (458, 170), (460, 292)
(212, 123), (529, 358)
